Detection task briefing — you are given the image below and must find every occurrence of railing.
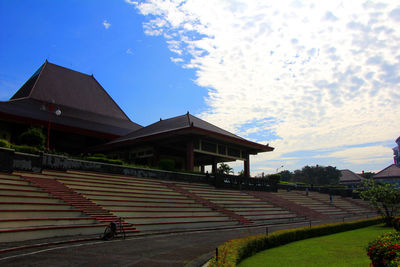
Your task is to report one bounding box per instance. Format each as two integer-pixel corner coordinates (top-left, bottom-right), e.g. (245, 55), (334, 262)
(211, 173), (278, 191)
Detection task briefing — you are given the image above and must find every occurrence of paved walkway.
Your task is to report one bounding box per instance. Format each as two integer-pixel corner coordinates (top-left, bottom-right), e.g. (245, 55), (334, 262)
(0, 221), (318, 267)
(0, 215), (371, 267)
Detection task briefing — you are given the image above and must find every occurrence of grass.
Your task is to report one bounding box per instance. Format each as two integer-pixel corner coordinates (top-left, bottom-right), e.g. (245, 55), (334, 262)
(238, 224), (392, 267)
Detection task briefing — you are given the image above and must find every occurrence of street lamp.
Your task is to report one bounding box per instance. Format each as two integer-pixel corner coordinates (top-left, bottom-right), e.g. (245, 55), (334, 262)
(41, 102), (61, 151)
(276, 165), (284, 173)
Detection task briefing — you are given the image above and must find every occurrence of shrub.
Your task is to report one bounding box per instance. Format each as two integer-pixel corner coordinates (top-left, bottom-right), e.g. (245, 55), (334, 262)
(367, 231), (400, 267)
(12, 144), (40, 154)
(158, 159), (175, 171)
(0, 139), (11, 148)
(18, 128), (45, 148)
(267, 174), (281, 184)
(85, 156), (123, 165)
(393, 217), (400, 232)
(209, 217), (383, 267)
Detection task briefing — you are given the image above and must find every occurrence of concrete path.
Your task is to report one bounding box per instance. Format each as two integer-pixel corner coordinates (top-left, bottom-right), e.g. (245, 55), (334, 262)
(0, 216), (369, 267)
(0, 221), (316, 267)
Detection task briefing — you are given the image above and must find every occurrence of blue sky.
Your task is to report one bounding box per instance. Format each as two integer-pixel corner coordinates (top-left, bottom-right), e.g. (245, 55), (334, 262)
(1, 0), (399, 175)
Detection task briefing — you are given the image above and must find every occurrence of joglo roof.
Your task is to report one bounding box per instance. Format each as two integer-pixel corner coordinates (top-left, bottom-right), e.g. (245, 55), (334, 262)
(1, 61), (141, 137)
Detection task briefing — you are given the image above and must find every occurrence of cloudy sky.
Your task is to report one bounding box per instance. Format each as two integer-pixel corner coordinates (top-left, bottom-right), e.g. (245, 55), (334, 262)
(1, 0), (399, 174)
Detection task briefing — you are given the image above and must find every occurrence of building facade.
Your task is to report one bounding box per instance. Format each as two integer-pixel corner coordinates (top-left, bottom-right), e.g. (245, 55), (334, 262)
(0, 61), (274, 176)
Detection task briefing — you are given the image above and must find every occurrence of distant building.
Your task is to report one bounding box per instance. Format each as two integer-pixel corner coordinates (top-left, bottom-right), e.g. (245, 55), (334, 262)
(339, 169), (364, 187)
(373, 164), (400, 188)
(373, 136), (400, 188)
(0, 61), (273, 176)
(393, 136), (400, 166)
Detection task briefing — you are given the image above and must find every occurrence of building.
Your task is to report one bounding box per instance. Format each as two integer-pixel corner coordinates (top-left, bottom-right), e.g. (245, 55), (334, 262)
(393, 136), (400, 166)
(0, 61), (273, 176)
(373, 164), (400, 187)
(96, 112), (273, 177)
(0, 61), (141, 152)
(339, 169), (364, 187)
(372, 136), (400, 188)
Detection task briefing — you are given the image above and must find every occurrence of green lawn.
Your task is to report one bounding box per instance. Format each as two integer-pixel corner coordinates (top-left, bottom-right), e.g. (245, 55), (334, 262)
(238, 224), (392, 267)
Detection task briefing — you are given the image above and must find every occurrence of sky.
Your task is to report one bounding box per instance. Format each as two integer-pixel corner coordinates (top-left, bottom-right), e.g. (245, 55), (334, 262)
(0, 0), (399, 175)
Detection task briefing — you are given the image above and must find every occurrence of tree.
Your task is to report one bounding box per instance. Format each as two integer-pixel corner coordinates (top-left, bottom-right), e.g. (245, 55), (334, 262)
(279, 170), (292, 182)
(359, 171), (375, 179)
(217, 163), (234, 175)
(290, 165), (341, 185)
(360, 179), (400, 225)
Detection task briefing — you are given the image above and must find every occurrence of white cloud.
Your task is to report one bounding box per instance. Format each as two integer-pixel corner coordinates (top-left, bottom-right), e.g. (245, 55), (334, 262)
(126, 48), (133, 54)
(324, 146), (392, 165)
(125, 0), (138, 5)
(134, 0), (400, 172)
(103, 20), (111, 29)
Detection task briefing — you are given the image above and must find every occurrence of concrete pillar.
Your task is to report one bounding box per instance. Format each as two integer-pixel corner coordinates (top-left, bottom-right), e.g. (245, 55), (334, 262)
(244, 153), (250, 178)
(186, 140), (194, 171)
(211, 157), (217, 174)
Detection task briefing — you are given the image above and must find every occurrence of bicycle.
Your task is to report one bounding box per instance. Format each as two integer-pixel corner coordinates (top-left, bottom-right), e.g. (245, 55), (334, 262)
(100, 217), (126, 240)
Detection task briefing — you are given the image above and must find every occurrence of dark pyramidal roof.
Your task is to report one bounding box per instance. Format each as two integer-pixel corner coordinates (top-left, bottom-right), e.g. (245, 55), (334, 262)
(1, 61), (142, 137)
(11, 61), (129, 120)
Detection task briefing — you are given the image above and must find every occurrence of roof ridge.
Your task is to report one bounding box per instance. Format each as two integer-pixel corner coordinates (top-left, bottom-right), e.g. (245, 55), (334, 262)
(27, 61), (47, 99)
(374, 164), (396, 176)
(90, 75), (131, 121)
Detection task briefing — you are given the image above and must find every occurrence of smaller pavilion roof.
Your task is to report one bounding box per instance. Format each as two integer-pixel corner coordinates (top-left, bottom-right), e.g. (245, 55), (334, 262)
(339, 169), (364, 183)
(105, 113), (273, 153)
(374, 164), (400, 179)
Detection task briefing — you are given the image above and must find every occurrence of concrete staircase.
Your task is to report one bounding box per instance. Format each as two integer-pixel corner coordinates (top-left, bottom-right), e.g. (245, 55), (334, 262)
(21, 174), (138, 234)
(0, 173), (105, 242)
(175, 182), (306, 225)
(48, 170), (240, 231)
(273, 190), (374, 219)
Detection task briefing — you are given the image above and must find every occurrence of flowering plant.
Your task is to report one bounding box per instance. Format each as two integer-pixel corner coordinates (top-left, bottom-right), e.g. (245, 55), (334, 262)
(367, 232), (400, 267)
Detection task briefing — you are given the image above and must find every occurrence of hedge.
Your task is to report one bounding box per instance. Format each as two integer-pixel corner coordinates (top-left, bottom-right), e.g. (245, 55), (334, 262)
(209, 217), (383, 267)
(11, 144), (40, 154)
(0, 139), (11, 148)
(18, 128), (45, 148)
(84, 156), (124, 165)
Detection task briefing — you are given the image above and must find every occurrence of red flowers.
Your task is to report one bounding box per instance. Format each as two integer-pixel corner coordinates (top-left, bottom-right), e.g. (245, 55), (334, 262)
(367, 232), (400, 266)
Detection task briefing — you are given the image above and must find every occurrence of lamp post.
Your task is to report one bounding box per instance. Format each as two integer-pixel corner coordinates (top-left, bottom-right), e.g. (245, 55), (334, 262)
(42, 103), (61, 151)
(276, 165), (284, 173)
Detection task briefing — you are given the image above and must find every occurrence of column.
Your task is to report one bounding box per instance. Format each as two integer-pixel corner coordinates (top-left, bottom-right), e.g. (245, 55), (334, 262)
(244, 153), (250, 178)
(186, 140), (194, 171)
(211, 157), (217, 174)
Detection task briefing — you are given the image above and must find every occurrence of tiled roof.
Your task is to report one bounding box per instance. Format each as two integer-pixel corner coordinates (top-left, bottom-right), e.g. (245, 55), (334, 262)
(374, 164), (400, 179)
(2, 61), (142, 137)
(0, 98), (140, 137)
(339, 169), (364, 182)
(11, 61), (130, 120)
(107, 113), (272, 152)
